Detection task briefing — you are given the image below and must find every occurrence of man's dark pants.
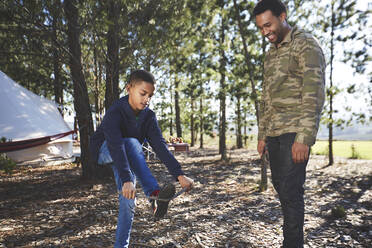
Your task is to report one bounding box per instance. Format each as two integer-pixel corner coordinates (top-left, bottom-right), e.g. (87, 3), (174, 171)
(267, 133), (308, 248)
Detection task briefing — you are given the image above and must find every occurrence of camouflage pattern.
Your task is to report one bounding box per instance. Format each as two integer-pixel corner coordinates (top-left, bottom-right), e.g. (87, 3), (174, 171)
(258, 26), (326, 146)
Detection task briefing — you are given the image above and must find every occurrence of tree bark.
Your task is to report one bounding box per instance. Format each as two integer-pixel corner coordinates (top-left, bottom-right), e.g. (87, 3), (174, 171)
(328, 2), (335, 166)
(105, 0), (120, 110)
(260, 151), (269, 192)
(170, 81), (174, 136)
(236, 96), (243, 148)
(51, 0), (63, 114)
(64, 0), (96, 179)
(243, 110), (248, 147)
(199, 97), (204, 148)
(191, 97), (195, 147)
(259, 35), (268, 189)
(93, 39), (103, 126)
(175, 77), (182, 138)
(219, 11), (227, 160)
(233, 0), (259, 125)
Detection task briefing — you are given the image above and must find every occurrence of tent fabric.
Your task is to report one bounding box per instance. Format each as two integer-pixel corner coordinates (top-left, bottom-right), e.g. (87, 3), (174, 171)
(0, 70), (73, 162)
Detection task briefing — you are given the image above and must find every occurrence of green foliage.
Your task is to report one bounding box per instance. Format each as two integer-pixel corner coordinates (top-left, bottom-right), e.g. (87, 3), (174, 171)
(331, 205), (346, 219)
(0, 0), (70, 99)
(1, 0), (370, 166)
(0, 154), (16, 175)
(0, 137), (16, 174)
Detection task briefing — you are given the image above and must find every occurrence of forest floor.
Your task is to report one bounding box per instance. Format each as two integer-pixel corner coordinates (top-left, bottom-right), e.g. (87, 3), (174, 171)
(0, 147), (371, 248)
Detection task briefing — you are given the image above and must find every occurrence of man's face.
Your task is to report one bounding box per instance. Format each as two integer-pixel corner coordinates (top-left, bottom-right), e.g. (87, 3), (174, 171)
(255, 10), (287, 45)
(126, 80), (155, 114)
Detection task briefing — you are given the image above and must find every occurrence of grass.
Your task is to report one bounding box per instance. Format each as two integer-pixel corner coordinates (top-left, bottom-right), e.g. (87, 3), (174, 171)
(172, 134), (258, 151)
(165, 132), (371, 160)
(312, 140), (372, 160)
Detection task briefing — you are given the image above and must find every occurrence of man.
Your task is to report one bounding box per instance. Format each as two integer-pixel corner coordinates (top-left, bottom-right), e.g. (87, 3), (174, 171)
(253, 0), (325, 247)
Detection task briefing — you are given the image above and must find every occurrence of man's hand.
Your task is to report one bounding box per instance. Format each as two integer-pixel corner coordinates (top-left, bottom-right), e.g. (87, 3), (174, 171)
(122, 181), (136, 199)
(257, 140), (266, 157)
(177, 175), (194, 192)
(291, 142), (309, 164)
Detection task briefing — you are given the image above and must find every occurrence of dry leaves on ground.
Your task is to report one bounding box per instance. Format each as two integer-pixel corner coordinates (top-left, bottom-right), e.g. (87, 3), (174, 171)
(0, 147), (371, 247)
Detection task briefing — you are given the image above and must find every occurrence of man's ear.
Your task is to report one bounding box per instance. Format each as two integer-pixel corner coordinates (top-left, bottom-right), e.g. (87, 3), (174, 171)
(279, 12), (287, 23)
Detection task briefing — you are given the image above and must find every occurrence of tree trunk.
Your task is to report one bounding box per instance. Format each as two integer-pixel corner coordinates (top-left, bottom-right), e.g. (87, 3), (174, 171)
(93, 40), (102, 126)
(243, 110), (248, 147)
(233, 0), (259, 125)
(236, 96), (243, 148)
(328, 3), (335, 166)
(191, 97), (195, 147)
(219, 13), (227, 160)
(175, 77), (182, 138)
(259, 36), (268, 188)
(105, 0), (120, 110)
(170, 81), (174, 136)
(260, 151), (269, 192)
(199, 97), (204, 149)
(98, 61), (104, 122)
(64, 0), (96, 179)
(51, 0), (63, 114)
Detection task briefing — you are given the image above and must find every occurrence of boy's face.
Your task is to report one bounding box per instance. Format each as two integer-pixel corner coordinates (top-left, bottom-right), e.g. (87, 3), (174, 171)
(255, 10), (287, 45)
(126, 80), (155, 114)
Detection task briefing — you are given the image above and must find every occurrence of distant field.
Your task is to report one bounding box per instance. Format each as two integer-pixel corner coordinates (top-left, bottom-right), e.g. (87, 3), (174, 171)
(312, 140), (372, 160)
(172, 134), (371, 160)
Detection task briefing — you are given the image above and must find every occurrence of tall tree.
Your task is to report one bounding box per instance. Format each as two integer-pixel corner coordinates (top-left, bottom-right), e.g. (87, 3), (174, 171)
(105, 0), (120, 110)
(217, 0), (227, 160)
(0, 1), (61, 98)
(49, 0), (64, 112)
(64, 0), (95, 179)
(232, 0), (260, 124)
(317, 0), (366, 165)
(174, 74), (183, 138)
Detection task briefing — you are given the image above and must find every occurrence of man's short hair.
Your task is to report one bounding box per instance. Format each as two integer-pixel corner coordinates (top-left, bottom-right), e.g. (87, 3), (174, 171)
(253, 0), (287, 17)
(129, 69), (156, 85)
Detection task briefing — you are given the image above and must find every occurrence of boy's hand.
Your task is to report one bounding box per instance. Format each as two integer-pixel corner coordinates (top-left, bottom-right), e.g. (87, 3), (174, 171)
(122, 181), (136, 199)
(177, 175), (194, 192)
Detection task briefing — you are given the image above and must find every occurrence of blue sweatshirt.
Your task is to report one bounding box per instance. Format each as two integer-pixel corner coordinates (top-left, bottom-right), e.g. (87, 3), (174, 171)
(89, 95), (185, 183)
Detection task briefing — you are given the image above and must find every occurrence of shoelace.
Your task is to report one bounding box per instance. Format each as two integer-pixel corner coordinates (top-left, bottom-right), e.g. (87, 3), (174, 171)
(148, 187), (188, 202)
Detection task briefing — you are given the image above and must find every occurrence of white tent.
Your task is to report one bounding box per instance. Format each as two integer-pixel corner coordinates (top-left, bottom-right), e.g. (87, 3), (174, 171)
(0, 70), (73, 163)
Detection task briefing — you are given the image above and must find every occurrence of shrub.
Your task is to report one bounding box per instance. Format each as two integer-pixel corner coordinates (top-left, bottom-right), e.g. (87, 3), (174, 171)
(349, 144), (362, 159)
(0, 137), (16, 174)
(331, 205), (346, 218)
(0, 154), (16, 175)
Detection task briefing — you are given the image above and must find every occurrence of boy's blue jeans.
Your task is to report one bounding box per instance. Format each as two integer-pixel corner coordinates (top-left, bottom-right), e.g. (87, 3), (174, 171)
(98, 138), (159, 248)
(266, 133), (308, 248)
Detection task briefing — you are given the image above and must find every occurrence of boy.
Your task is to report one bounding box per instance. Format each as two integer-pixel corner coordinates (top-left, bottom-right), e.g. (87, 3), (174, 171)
(90, 69), (194, 248)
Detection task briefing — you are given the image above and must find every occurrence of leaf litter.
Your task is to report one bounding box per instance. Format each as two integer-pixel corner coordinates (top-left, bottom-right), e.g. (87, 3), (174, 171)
(0, 148), (371, 247)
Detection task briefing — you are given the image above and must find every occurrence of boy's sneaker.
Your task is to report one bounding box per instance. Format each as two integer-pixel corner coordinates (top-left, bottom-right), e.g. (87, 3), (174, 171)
(152, 183), (176, 219)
